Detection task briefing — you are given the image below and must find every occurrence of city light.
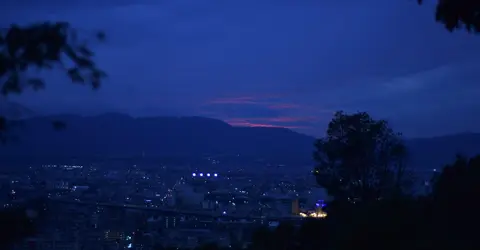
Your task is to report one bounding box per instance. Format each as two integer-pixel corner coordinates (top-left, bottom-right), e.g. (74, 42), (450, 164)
(309, 212), (327, 218)
(192, 172), (219, 178)
(298, 211), (327, 219)
(316, 200), (326, 208)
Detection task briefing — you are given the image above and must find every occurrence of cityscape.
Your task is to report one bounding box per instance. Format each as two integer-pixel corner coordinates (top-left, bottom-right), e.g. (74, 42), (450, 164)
(1, 1), (479, 250)
(1, 159), (331, 250)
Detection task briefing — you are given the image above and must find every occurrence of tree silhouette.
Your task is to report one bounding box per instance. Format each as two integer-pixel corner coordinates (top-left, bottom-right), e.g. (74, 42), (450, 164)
(313, 111), (412, 203)
(250, 226), (272, 250)
(238, 131), (480, 250)
(0, 22), (106, 134)
(248, 220), (333, 250)
(249, 223), (299, 250)
(0, 198), (48, 249)
(418, 0), (480, 33)
(270, 222), (296, 250)
(196, 242), (220, 250)
(432, 155), (480, 202)
(296, 218), (330, 250)
(429, 154), (480, 249)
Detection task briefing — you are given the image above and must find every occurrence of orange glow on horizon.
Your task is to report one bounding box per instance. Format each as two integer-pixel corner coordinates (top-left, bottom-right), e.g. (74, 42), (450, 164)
(226, 120), (304, 129)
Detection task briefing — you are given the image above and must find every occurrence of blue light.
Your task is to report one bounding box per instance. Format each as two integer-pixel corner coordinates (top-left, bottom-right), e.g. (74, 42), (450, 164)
(207, 173), (211, 177)
(222, 211), (227, 215)
(317, 199), (326, 208)
(199, 173), (203, 177)
(192, 173), (196, 177)
(214, 173), (218, 177)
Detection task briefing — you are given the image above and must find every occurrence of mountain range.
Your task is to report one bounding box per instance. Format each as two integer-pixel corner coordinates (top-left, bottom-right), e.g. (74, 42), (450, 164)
(0, 100), (35, 119)
(1, 113), (480, 170)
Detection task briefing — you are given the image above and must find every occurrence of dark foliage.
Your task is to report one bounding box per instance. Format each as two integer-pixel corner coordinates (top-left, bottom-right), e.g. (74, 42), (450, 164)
(418, 0), (480, 33)
(244, 154), (480, 250)
(0, 198), (48, 249)
(0, 22), (105, 134)
(313, 111), (411, 203)
(429, 155), (480, 248)
(0, 22), (106, 96)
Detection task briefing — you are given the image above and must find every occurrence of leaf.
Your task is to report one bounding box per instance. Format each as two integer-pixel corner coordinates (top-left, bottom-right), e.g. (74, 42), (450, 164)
(1, 73), (22, 96)
(5, 25), (23, 57)
(1, 22), (106, 96)
(78, 45), (93, 57)
(67, 68), (84, 83)
(91, 78), (101, 90)
(74, 57), (93, 68)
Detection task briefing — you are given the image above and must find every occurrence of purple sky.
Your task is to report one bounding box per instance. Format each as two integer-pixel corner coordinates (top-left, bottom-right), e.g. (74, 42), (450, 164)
(2, 0), (480, 137)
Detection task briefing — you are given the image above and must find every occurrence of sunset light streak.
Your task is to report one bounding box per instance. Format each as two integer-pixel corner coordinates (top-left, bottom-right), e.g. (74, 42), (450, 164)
(225, 118), (306, 129)
(203, 95), (323, 132)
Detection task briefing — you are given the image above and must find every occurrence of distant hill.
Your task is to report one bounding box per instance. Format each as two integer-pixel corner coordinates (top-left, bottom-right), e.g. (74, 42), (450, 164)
(406, 133), (480, 170)
(1, 113), (480, 169)
(0, 100), (35, 119)
(0, 113), (315, 163)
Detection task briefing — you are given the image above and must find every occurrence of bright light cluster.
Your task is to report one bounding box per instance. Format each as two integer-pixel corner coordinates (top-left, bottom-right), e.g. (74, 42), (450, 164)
(299, 211), (327, 218)
(192, 172), (218, 177)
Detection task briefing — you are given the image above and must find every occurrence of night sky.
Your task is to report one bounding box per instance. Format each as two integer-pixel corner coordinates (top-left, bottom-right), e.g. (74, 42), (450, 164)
(2, 0), (480, 137)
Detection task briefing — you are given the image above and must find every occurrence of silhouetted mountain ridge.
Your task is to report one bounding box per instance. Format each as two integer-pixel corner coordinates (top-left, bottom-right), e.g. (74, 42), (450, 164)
(0, 100), (35, 119)
(0, 114), (314, 163)
(1, 114), (480, 169)
(405, 132), (480, 170)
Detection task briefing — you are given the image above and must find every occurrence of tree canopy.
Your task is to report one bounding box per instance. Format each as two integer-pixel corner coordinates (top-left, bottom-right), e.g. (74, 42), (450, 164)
(431, 155), (480, 221)
(313, 111), (411, 203)
(0, 22), (105, 96)
(0, 22), (105, 134)
(419, 0), (480, 33)
(247, 154), (480, 250)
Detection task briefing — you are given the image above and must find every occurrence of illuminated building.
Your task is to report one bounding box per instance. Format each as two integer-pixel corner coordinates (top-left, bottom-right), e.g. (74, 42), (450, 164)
(298, 210), (327, 218)
(297, 200), (328, 219)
